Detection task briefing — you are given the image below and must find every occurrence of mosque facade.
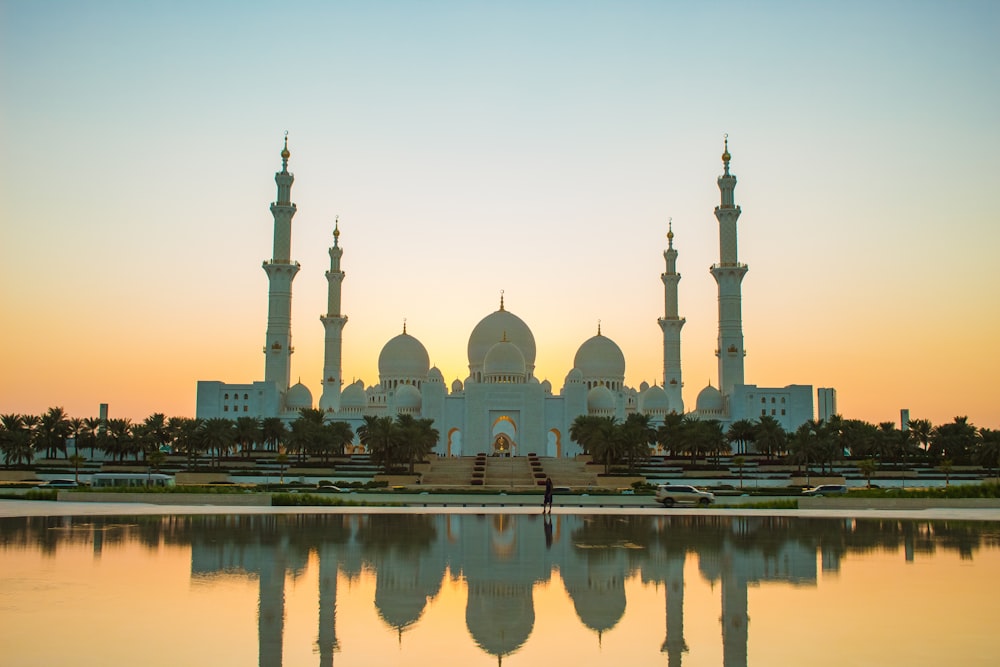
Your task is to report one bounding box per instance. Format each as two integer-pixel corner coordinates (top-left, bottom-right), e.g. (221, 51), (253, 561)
(196, 137), (819, 454)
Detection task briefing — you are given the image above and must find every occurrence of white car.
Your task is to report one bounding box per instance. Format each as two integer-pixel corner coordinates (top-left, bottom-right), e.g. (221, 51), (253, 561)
(655, 484), (715, 507)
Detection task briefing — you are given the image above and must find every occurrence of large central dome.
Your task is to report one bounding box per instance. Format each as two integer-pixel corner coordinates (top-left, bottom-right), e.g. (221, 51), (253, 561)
(467, 299), (536, 377)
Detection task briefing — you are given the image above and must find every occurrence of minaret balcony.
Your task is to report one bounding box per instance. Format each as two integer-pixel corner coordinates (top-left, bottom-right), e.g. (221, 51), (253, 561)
(264, 259), (300, 266)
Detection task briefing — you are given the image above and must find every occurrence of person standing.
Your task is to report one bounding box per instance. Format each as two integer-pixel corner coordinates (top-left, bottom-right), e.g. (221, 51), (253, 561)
(543, 476), (554, 514)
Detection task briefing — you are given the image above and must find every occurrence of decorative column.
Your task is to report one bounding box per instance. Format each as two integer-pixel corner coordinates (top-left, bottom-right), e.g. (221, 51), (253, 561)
(320, 219), (348, 412)
(711, 136), (748, 397)
(658, 220), (685, 412)
(262, 134), (300, 393)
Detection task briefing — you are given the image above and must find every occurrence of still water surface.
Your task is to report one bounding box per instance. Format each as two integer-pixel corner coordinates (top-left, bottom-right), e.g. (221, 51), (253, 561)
(1, 513), (998, 666)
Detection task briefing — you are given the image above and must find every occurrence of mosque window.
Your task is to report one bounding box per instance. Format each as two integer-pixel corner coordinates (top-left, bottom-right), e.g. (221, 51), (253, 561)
(771, 409), (776, 415)
(244, 406), (249, 412)
(781, 397), (786, 404)
(224, 393), (229, 400)
(761, 409), (766, 416)
(223, 406), (229, 412)
(771, 397), (776, 403)
(781, 409), (786, 416)
(761, 397), (766, 404)
(244, 393), (249, 400)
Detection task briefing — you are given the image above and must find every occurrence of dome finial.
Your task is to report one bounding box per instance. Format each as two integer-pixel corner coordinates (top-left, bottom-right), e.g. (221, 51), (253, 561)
(332, 215), (340, 245)
(499, 289), (505, 311)
(281, 131), (290, 171)
(597, 319), (602, 336)
(667, 217), (674, 248)
(722, 133), (731, 175)
(403, 318), (407, 334)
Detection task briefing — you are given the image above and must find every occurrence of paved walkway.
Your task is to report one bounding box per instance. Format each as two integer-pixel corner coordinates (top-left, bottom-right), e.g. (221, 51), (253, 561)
(3, 498), (1000, 521)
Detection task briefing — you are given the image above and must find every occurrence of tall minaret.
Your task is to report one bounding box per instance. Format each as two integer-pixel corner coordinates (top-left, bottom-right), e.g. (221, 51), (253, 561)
(262, 134), (300, 393)
(319, 218), (348, 413)
(658, 219), (685, 412)
(711, 136), (748, 396)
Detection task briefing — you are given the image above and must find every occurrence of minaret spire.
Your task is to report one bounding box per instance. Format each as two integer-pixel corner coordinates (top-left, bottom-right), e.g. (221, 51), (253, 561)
(263, 134), (300, 395)
(711, 135), (748, 396)
(658, 217), (686, 412)
(320, 217), (348, 412)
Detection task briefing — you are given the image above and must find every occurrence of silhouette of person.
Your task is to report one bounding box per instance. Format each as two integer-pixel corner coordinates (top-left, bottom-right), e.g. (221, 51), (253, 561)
(543, 476), (554, 514)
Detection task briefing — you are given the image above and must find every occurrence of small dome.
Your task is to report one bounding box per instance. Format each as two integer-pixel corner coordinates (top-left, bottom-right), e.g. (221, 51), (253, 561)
(641, 384), (669, 414)
(483, 339), (526, 378)
(341, 380), (366, 411)
(565, 368), (584, 384)
(574, 333), (625, 380)
(428, 366), (444, 383)
(639, 381), (650, 392)
(395, 384), (422, 412)
(286, 382), (313, 411)
(541, 379), (552, 394)
(587, 385), (615, 414)
(378, 331), (430, 380)
(468, 305), (536, 375)
(696, 384), (724, 413)
(451, 378), (464, 393)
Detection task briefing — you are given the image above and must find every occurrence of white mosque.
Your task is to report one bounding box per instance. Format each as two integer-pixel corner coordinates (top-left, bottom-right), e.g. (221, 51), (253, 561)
(196, 137), (821, 455)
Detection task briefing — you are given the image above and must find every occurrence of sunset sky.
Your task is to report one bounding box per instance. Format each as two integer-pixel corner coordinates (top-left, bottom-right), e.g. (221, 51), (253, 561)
(2, 1), (998, 428)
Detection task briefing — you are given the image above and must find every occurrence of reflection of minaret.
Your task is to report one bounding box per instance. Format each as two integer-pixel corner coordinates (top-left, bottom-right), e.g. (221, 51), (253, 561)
(720, 556), (749, 667)
(263, 134), (300, 394)
(661, 553), (688, 667)
(711, 136), (748, 397)
(259, 544), (288, 667)
(658, 220), (686, 412)
(319, 219), (348, 413)
(317, 545), (339, 667)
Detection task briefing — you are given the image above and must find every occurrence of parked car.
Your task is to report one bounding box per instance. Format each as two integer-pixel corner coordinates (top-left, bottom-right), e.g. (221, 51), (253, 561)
(44, 479), (79, 489)
(802, 484), (848, 496)
(655, 484), (715, 507)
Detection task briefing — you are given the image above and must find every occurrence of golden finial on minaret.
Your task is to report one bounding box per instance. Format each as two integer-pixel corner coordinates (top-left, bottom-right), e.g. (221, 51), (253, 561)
(333, 215), (340, 238)
(667, 217), (674, 247)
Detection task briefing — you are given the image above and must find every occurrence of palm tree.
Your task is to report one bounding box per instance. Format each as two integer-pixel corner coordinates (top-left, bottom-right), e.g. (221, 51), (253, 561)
(570, 415), (620, 473)
(931, 417), (978, 465)
(655, 412), (685, 457)
(620, 413), (655, 474)
(0, 414), (33, 467)
(235, 416), (262, 458)
(261, 417), (287, 452)
(38, 407), (71, 459)
(68, 453), (87, 483)
(199, 418), (236, 467)
(754, 416), (786, 461)
(289, 410), (326, 464)
(726, 418), (756, 456)
(81, 417), (103, 459)
(975, 428), (1000, 479)
(857, 458), (877, 489)
(392, 414), (438, 474)
(325, 421), (355, 462)
(358, 415), (398, 473)
(907, 418), (933, 457)
(104, 418), (134, 462)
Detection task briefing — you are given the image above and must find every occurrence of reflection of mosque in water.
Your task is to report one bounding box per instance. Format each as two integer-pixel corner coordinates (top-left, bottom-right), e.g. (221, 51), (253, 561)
(184, 514), (822, 667)
(7, 514), (989, 666)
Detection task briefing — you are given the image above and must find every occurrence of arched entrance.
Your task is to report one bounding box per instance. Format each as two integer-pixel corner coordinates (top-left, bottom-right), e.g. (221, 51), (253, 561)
(491, 415), (517, 456)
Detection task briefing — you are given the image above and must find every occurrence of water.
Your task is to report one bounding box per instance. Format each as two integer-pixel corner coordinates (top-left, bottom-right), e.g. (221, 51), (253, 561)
(1, 513), (998, 666)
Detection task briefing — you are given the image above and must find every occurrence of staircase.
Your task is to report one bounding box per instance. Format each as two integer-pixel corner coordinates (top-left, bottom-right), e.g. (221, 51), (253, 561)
(418, 455), (601, 489)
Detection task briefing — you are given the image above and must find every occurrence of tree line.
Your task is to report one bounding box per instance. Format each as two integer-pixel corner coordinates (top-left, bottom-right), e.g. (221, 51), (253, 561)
(2, 407), (997, 475)
(569, 413), (1000, 474)
(0, 407), (442, 475)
